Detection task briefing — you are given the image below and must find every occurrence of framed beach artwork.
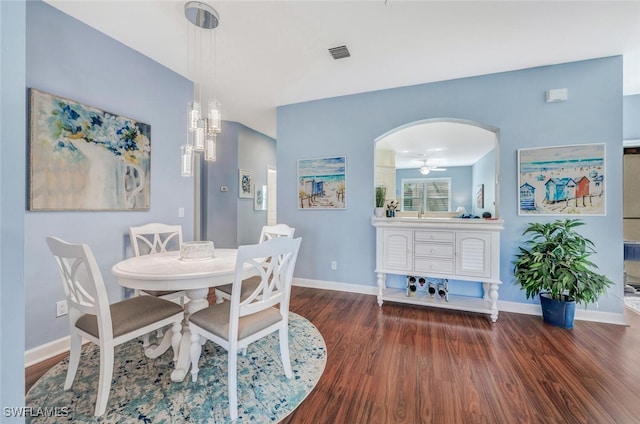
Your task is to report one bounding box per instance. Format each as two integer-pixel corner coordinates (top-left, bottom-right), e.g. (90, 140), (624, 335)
(297, 156), (346, 209)
(28, 88), (151, 211)
(518, 143), (606, 216)
(476, 184), (484, 209)
(239, 169), (253, 198)
(254, 184), (267, 211)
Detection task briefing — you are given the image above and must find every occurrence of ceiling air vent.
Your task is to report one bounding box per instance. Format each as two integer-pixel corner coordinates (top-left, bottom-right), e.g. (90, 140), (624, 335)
(329, 45), (350, 60)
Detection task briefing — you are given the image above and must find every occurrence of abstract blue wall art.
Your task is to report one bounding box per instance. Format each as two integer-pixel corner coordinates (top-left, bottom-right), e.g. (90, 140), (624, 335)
(28, 88), (151, 210)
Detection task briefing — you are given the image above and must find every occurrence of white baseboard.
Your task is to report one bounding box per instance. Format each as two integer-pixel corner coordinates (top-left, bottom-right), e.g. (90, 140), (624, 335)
(25, 336), (71, 368)
(26, 281), (626, 367)
(293, 277), (378, 296)
(498, 300), (627, 325)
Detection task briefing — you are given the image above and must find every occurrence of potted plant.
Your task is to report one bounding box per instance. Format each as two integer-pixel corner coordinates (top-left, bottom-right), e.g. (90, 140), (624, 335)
(374, 186), (386, 217)
(512, 218), (612, 329)
(386, 200), (399, 218)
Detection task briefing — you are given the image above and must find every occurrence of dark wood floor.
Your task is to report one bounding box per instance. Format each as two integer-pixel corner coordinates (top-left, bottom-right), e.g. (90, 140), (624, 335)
(27, 287), (640, 423)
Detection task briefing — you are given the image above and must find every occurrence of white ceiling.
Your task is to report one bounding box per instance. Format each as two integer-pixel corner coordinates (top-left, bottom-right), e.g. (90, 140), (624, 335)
(45, 0), (640, 145)
(377, 121), (497, 168)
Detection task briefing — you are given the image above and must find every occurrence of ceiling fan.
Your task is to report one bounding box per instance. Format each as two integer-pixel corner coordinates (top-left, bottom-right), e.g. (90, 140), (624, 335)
(419, 160), (447, 175)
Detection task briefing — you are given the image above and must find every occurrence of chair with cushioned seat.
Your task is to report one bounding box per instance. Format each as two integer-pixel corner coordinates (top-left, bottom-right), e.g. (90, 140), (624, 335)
(129, 223), (187, 346)
(214, 223), (295, 303)
(46, 236), (184, 417)
(128, 222), (186, 302)
(189, 236), (302, 421)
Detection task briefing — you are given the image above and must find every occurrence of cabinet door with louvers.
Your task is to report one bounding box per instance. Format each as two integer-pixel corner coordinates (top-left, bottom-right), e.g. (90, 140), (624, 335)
(380, 229), (413, 272)
(455, 232), (491, 278)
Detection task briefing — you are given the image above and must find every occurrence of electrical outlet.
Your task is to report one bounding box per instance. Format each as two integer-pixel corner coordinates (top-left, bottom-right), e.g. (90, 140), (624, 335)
(331, 260), (337, 270)
(56, 300), (68, 317)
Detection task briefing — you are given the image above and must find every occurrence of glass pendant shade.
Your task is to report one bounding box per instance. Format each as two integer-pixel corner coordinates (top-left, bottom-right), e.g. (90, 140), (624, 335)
(181, 144), (194, 177)
(207, 100), (222, 134)
(205, 133), (217, 162)
(193, 124), (205, 151)
(188, 101), (201, 132)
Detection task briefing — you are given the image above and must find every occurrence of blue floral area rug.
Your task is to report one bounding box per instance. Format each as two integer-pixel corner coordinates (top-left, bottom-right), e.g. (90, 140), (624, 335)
(26, 312), (326, 423)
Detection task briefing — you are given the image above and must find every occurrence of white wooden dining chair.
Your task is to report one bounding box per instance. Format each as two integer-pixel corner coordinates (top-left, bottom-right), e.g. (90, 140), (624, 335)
(46, 237), (183, 417)
(129, 223), (187, 342)
(128, 223), (186, 303)
(214, 223), (295, 303)
(188, 237), (302, 421)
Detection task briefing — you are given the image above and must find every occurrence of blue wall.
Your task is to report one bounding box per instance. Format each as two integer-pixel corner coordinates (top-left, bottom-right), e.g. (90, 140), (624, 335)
(1, 0), (27, 412)
(472, 149), (497, 218)
(24, 1), (194, 350)
(204, 121), (276, 247)
(278, 56), (624, 316)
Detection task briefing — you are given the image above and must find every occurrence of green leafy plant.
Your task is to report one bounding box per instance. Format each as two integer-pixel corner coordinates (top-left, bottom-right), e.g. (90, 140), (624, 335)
(513, 218), (612, 306)
(375, 186), (386, 208)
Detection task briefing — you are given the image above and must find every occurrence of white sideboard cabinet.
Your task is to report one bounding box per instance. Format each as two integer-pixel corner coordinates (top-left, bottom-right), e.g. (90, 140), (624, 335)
(372, 217), (504, 322)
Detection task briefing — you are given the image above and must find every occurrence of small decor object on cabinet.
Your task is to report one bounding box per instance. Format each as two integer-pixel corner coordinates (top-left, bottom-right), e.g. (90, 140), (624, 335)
(28, 88), (151, 211)
(374, 186), (386, 217)
(254, 184), (267, 210)
(386, 200), (399, 217)
(239, 169), (253, 198)
(518, 143), (606, 216)
(297, 156), (346, 209)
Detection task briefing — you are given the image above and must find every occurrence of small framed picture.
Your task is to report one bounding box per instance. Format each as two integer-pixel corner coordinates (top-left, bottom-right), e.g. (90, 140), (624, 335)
(239, 169), (253, 198)
(476, 184), (484, 208)
(254, 184), (267, 211)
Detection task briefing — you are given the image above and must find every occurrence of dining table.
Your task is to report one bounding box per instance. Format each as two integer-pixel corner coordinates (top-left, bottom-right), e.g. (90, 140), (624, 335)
(111, 248), (255, 382)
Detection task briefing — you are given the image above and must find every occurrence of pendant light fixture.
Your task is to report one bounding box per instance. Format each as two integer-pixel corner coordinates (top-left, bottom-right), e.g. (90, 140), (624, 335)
(181, 1), (222, 177)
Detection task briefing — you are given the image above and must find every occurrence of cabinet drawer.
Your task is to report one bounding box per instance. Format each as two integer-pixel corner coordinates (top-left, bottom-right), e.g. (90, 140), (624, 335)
(414, 258), (454, 274)
(415, 231), (454, 243)
(415, 243), (454, 258)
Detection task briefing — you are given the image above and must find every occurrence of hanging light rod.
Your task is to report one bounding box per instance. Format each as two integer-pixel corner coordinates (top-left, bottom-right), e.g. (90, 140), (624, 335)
(181, 1), (221, 176)
(184, 1), (219, 29)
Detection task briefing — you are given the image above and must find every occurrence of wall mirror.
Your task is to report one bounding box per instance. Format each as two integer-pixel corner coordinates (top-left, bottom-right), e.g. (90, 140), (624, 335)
(375, 118), (500, 218)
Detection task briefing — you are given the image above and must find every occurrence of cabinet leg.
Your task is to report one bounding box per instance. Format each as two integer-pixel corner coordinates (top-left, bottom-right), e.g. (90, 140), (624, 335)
(489, 282), (499, 322)
(482, 282), (490, 301)
(376, 272), (386, 306)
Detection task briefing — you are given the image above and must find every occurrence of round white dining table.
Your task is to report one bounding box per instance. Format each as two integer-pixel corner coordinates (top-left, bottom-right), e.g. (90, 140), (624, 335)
(112, 248), (253, 382)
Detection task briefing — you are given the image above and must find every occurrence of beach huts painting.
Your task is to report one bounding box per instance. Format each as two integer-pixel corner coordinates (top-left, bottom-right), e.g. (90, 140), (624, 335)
(297, 156), (346, 209)
(518, 144), (605, 215)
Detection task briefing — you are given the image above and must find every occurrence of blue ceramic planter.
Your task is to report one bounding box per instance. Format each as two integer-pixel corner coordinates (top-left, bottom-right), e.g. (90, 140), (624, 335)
(540, 293), (576, 329)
